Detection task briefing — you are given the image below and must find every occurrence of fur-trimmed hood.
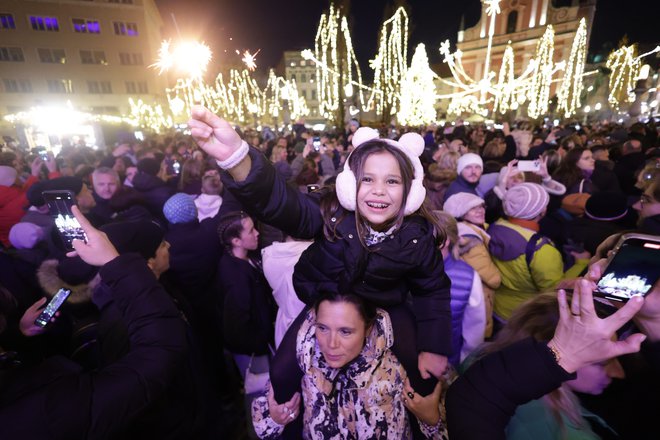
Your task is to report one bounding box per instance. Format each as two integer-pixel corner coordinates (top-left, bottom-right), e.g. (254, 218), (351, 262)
(36, 259), (101, 304)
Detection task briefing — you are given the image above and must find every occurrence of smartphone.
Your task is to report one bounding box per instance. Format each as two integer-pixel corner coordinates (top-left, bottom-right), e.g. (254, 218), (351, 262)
(312, 137), (321, 151)
(594, 233), (660, 302)
(172, 160), (181, 174)
(306, 183), (320, 193)
(38, 150), (48, 160)
(34, 288), (71, 327)
(493, 124), (504, 130)
(42, 190), (88, 251)
(517, 160), (541, 172)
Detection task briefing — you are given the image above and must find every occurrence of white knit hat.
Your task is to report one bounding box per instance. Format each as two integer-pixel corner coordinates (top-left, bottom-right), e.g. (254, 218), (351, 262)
(335, 127), (426, 215)
(443, 193), (485, 219)
(503, 183), (549, 220)
(456, 153), (483, 175)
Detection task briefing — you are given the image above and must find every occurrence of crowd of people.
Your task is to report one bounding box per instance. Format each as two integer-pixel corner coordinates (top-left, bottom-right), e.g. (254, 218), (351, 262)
(0, 108), (658, 439)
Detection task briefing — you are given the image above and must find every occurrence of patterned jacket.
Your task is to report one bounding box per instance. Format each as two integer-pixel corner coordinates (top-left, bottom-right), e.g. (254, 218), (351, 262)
(252, 309), (449, 439)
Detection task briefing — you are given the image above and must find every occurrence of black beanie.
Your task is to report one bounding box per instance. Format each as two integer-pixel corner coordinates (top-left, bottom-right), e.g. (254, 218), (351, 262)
(27, 176), (84, 207)
(137, 158), (160, 176)
(101, 219), (165, 260)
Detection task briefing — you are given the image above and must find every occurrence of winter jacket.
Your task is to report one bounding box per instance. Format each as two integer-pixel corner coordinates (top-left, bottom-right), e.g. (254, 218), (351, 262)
(0, 175), (37, 247)
(444, 174), (480, 204)
(261, 240), (313, 347)
(217, 253), (275, 356)
(488, 219), (588, 320)
(445, 254), (485, 367)
(222, 147), (452, 355)
(446, 338), (575, 440)
(131, 172), (174, 220)
(0, 254), (187, 439)
(251, 308), (449, 439)
(456, 221), (499, 338)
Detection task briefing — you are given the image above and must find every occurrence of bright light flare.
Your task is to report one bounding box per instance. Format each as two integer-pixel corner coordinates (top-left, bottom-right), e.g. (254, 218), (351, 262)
(238, 49), (260, 71)
(151, 40), (212, 78)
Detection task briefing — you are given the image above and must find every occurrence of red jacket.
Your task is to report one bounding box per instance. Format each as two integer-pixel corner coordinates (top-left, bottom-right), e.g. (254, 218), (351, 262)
(0, 172), (60, 247)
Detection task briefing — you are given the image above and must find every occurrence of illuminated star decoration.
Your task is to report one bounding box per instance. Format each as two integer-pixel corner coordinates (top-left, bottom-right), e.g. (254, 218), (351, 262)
(237, 49), (260, 71)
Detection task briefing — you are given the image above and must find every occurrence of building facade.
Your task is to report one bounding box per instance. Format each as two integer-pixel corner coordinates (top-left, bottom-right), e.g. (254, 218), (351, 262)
(456, 0), (597, 98)
(0, 0), (166, 119)
(279, 50), (322, 124)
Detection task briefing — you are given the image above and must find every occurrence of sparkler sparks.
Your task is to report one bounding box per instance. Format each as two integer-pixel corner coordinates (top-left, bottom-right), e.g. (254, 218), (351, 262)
(237, 49), (260, 71)
(151, 40), (212, 79)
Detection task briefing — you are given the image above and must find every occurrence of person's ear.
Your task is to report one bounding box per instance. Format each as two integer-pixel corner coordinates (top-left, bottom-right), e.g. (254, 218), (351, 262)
(231, 236), (241, 248)
(146, 257), (155, 270)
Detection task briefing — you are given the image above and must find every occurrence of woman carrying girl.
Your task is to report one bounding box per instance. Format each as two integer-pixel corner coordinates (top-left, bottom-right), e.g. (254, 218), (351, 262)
(188, 106), (451, 437)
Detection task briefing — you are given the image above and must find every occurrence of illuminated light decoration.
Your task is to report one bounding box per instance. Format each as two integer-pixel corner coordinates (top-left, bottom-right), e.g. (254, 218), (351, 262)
(493, 44), (515, 114)
(606, 44), (641, 110)
(397, 44), (437, 125)
(151, 40), (212, 79)
(367, 6), (409, 118)
(128, 98), (173, 132)
(482, 0), (501, 95)
(557, 18), (587, 117)
(309, 4), (367, 122)
(237, 49), (260, 71)
(526, 25), (555, 119)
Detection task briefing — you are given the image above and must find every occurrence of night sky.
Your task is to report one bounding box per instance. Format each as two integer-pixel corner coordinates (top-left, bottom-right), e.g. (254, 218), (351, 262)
(154, 0), (659, 77)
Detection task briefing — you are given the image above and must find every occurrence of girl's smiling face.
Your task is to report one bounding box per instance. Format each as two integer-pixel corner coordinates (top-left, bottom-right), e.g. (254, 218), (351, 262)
(356, 151), (404, 228)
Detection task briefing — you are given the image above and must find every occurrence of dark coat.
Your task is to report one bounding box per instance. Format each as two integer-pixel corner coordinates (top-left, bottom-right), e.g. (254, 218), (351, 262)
(217, 254), (275, 355)
(591, 162), (622, 194)
(132, 172), (174, 220)
(222, 147), (452, 355)
(0, 254), (187, 440)
(565, 217), (625, 255)
(614, 152), (645, 196)
(446, 338), (574, 440)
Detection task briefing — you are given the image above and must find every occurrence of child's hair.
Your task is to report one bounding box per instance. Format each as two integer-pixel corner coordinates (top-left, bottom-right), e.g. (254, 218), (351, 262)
(178, 158), (203, 191)
(217, 211), (250, 253)
(479, 293), (589, 431)
(313, 290), (378, 331)
(321, 139), (446, 248)
(431, 210), (460, 260)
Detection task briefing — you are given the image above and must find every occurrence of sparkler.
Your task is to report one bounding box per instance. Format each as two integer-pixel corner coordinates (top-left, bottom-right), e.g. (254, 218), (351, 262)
(238, 49), (261, 71)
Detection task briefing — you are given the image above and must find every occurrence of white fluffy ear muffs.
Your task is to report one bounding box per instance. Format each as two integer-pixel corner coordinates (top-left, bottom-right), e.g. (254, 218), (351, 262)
(335, 127), (426, 215)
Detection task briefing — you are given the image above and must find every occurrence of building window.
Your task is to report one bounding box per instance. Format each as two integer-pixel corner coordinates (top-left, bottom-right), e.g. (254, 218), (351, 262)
(312, 90), (317, 100)
(88, 80), (112, 94)
(119, 52), (143, 65)
(506, 11), (518, 34)
(301, 90), (307, 99)
(0, 47), (24, 62)
(80, 50), (107, 65)
(125, 81), (149, 94)
(137, 81), (148, 93)
(47, 79), (74, 94)
(311, 74), (315, 81)
(72, 18), (100, 33)
(113, 21), (138, 36)
(30, 16), (59, 32)
(3, 79), (18, 92)
(291, 74), (296, 81)
(38, 48), (66, 64)
(0, 13), (16, 29)
(301, 74), (307, 82)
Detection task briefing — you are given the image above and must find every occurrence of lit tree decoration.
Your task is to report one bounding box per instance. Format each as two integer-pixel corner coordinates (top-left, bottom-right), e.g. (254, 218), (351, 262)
(526, 25), (555, 119)
(482, 0), (502, 97)
(493, 44), (515, 114)
(606, 44), (641, 110)
(557, 18), (587, 117)
(397, 44), (437, 126)
(367, 6), (409, 117)
(307, 3), (366, 122)
(128, 98), (173, 132)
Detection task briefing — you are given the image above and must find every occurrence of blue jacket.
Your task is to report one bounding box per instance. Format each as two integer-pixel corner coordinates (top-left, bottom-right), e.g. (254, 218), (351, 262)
(445, 254), (474, 366)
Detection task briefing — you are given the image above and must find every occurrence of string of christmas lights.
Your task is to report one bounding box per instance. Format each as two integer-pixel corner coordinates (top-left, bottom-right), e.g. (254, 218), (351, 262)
(397, 44), (437, 125)
(557, 18), (587, 117)
(606, 44), (641, 110)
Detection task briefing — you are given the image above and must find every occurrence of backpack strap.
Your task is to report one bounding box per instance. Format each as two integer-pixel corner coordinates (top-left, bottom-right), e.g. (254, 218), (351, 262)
(525, 233), (552, 270)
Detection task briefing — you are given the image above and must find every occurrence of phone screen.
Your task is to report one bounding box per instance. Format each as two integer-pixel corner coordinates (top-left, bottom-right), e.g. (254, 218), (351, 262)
(43, 190), (88, 251)
(313, 137), (321, 150)
(517, 160), (540, 172)
(595, 237), (660, 301)
(34, 288), (71, 327)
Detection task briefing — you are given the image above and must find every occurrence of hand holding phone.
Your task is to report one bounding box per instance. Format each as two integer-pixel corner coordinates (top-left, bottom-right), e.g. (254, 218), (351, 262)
(312, 137), (321, 151)
(593, 233), (660, 302)
(517, 160), (541, 172)
(43, 190), (88, 251)
(31, 288), (71, 329)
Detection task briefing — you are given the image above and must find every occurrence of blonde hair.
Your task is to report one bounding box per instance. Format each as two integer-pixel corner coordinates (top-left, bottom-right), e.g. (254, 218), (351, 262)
(437, 151), (460, 171)
(270, 145), (287, 163)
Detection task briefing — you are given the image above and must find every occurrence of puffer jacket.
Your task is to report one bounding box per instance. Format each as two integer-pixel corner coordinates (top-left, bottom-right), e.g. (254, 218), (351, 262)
(487, 219), (587, 320)
(222, 147), (452, 355)
(251, 309), (449, 439)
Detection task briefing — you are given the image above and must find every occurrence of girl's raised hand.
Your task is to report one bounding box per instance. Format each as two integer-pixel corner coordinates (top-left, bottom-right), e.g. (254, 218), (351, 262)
(188, 106), (243, 162)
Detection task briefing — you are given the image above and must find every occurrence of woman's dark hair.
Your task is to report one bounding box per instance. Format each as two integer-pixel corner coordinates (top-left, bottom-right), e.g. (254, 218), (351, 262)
(320, 139), (446, 248)
(313, 290), (378, 330)
(217, 211), (250, 252)
(552, 146), (588, 190)
(178, 158), (202, 191)
(0, 285), (17, 335)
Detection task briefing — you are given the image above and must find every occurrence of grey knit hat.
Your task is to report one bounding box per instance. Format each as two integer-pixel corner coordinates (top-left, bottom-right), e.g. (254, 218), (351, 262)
(503, 183), (549, 220)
